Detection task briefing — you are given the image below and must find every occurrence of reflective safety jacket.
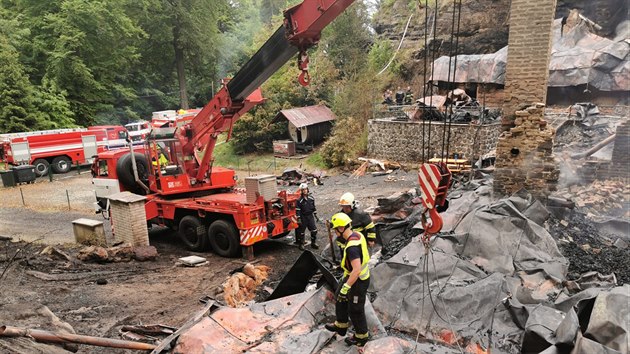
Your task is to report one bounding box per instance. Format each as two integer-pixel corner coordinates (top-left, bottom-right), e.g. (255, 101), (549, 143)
(152, 153), (168, 167)
(336, 207), (376, 250)
(340, 231), (370, 281)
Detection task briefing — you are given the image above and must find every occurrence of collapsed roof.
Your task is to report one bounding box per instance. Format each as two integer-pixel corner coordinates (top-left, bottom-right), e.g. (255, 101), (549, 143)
(431, 17), (630, 92)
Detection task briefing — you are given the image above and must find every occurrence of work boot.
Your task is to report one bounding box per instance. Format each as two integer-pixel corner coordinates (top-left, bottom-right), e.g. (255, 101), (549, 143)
(298, 243), (305, 251)
(324, 322), (348, 336)
(344, 334), (369, 347)
(310, 241), (319, 249)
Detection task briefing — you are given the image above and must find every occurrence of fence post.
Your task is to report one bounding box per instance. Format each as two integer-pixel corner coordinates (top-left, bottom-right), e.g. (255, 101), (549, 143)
(20, 187), (25, 206)
(66, 189), (71, 210)
(76, 161), (80, 175)
(48, 166), (53, 182)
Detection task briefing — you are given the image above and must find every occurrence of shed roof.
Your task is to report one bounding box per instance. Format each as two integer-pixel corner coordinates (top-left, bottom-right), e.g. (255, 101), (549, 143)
(275, 105), (336, 128)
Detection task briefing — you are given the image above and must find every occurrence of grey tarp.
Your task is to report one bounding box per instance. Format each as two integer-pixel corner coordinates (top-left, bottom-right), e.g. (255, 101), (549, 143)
(371, 192), (568, 353)
(369, 189), (628, 354)
(432, 46), (508, 85)
(431, 19), (629, 91)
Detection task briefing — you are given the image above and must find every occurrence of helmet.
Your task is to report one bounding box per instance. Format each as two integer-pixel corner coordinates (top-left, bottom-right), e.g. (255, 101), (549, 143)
(298, 183), (308, 190)
(331, 213), (352, 229)
(338, 192), (355, 207)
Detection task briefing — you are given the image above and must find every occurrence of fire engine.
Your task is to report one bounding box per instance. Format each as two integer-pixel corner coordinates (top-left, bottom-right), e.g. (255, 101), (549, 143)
(0, 126), (128, 176)
(91, 0), (357, 258)
(151, 109), (201, 129)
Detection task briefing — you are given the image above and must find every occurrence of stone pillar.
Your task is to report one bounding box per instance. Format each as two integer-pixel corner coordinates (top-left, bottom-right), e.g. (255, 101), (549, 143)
(502, 0), (557, 123)
(494, 104), (559, 199)
(108, 192), (149, 246)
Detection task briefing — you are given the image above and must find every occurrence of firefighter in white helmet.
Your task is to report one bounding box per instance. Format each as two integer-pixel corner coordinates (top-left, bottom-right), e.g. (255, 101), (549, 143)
(337, 192), (376, 251)
(295, 182), (319, 250)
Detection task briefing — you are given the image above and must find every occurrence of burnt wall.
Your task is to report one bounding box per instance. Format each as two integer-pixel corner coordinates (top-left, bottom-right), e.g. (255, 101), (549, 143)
(367, 119), (500, 163)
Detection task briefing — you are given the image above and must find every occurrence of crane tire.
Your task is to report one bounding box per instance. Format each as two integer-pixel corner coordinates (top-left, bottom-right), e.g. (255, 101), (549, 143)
(115, 153), (149, 195)
(208, 220), (240, 258)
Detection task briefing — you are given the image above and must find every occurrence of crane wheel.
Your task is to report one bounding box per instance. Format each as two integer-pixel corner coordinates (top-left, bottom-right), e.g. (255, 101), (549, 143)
(208, 220), (240, 258)
(178, 216), (208, 251)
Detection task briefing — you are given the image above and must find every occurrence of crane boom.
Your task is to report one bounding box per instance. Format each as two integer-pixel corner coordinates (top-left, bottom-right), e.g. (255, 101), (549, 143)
(178, 0), (356, 184)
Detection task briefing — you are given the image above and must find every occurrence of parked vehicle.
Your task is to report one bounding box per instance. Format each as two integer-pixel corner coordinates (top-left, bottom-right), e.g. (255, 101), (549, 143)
(0, 126), (128, 176)
(124, 121), (151, 144)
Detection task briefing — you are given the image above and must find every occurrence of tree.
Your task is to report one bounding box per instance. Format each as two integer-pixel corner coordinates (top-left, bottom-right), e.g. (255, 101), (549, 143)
(0, 36), (40, 133)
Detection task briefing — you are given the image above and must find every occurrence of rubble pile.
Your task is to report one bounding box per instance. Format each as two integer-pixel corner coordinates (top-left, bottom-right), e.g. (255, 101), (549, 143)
(223, 263), (270, 307)
(554, 180), (630, 217)
(547, 212), (630, 285)
(554, 119), (615, 153)
(276, 168), (325, 186)
(76, 244), (158, 263)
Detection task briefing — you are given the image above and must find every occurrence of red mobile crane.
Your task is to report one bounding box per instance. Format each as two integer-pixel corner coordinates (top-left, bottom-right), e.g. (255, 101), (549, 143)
(92, 0), (356, 258)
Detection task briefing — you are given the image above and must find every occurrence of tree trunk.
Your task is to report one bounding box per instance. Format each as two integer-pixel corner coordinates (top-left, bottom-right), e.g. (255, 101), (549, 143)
(172, 23), (189, 109)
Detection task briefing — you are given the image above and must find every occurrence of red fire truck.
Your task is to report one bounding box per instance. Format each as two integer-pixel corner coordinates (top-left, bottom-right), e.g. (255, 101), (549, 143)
(0, 126), (128, 176)
(91, 0), (356, 258)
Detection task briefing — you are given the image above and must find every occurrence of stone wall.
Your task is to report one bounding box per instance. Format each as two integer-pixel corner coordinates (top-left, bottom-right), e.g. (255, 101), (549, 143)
(503, 0), (558, 120)
(494, 104), (559, 199)
(367, 119), (501, 163)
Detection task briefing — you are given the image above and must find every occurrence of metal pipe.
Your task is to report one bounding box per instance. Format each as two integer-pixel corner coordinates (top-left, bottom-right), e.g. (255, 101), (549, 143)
(0, 325), (156, 351)
(128, 143), (150, 194)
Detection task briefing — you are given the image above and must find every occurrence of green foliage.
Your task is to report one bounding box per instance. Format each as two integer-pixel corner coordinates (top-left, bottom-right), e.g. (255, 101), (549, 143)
(231, 102), (288, 154)
(32, 80), (76, 129)
(0, 36), (40, 133)
(306, 150), (326, 170)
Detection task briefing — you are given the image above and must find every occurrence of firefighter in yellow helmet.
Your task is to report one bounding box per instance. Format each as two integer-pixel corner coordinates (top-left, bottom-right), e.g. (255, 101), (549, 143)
(152, 145), (169, 168)
(337, 192), (376, 251)
(325, 213), (370, 347)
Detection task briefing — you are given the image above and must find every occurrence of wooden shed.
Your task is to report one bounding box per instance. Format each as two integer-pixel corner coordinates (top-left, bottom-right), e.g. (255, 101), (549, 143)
(274, 105), (336, 145)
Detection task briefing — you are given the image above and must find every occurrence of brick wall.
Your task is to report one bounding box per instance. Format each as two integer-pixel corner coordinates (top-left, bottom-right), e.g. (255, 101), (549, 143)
(477, 84), (505, 109)
(367, 119), (501, 163)
(110, 198), (149, 246)
(494, 104), (559, 199)
(580, 121), (630, 184)
(503, 0), (558, 120)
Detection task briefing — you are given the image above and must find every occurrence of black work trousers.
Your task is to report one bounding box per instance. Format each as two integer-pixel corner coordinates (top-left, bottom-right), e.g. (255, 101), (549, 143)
(296, 214), (317, 243)
(335, 276), (370, 335)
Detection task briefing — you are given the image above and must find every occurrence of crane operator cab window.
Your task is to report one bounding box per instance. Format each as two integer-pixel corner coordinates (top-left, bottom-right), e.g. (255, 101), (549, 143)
(151, 140), (182, 176)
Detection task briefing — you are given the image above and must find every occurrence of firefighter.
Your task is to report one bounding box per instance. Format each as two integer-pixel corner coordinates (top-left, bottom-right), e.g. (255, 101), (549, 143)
(295, 183), (319, 250)
(152, 145), (169, 168)
(325, 213), (370, 347)
(337, 192), (376, 251)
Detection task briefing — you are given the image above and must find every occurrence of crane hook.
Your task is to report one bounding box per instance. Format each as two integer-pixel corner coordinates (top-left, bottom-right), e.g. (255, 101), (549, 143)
(421, 207), (444, 235)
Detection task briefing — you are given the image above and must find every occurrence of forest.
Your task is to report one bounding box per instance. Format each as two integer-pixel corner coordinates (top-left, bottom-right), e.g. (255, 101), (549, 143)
(1, 0), (401, 166)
